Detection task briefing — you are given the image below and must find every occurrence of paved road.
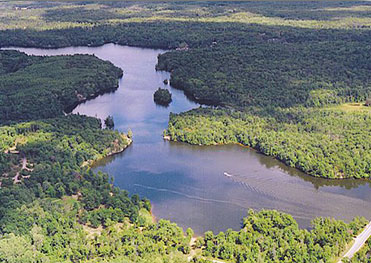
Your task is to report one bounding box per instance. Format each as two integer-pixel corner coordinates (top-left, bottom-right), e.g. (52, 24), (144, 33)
(339, 222), (371, 262)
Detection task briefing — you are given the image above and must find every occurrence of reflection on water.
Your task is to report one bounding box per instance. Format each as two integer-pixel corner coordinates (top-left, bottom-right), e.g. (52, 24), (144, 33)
(9, 43), (371, 235)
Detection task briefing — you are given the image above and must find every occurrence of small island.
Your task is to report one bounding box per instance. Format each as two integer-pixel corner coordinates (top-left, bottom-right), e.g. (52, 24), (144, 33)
(153, 88), (172, 106)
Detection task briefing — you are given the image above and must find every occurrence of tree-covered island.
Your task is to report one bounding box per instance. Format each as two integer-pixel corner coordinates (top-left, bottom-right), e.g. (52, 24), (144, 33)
(154, 88), (172, 106)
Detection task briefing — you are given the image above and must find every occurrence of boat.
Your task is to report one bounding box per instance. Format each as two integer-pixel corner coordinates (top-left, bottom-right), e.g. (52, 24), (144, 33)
(224, 172), (233, 177)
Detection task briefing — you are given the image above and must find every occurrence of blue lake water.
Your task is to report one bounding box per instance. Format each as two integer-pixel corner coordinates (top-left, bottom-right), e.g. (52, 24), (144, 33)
(9, 43), (371, 235)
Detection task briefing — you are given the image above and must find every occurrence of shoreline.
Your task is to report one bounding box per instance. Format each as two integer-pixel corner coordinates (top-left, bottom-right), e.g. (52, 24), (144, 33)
(83, 136), (133, 169)
(150, 205), (157, 224)
(0, 46), (123, 118)
(0, 42), (171, 52)
(64, 85), (120, 115)
(163, 135), (370, 182)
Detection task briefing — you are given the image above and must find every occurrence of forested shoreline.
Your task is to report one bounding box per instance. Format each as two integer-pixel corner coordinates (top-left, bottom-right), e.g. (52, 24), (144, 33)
(0, 43), (201, 262)
(0, 1), (370, 262)
(1, 1), (369, 178)
(0, 50), (123, 124)
(165, 105), (371, 179)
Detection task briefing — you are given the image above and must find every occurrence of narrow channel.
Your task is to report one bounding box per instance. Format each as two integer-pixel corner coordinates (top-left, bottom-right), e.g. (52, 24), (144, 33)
(8, 43), (371, 235)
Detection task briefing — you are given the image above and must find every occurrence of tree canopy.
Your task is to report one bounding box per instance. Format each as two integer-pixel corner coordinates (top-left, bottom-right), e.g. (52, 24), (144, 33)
(0, 50), (122, 124)
(154, 88), (172, 106)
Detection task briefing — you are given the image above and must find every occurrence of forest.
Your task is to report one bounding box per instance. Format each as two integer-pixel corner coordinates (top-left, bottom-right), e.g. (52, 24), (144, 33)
(195, 210), (368, 263)
(0, 1), (370, 262)
(0, 114), (136, 217)
(0, 50), (122, 124)
(1, 1), (368, 178)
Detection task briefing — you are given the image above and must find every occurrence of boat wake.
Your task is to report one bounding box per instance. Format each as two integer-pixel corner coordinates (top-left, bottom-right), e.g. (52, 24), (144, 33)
(133, 183), (249, 209)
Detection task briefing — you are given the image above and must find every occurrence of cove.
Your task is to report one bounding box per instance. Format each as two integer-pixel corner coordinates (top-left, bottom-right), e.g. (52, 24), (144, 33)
(9, 43), (371, 235)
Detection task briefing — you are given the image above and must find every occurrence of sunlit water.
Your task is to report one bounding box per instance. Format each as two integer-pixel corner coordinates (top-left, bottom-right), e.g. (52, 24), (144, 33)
(7, 44), (371, 234)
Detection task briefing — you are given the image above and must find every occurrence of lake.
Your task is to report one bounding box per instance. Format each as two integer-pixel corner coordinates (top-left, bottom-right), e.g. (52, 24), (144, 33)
(8, 43), (371, 235)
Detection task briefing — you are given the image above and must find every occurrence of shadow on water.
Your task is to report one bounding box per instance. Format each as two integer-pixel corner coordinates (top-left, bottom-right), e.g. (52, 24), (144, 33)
(247, 146), (371, 191)
(7, 43), (371, 235)
(95, 140), (371, 191)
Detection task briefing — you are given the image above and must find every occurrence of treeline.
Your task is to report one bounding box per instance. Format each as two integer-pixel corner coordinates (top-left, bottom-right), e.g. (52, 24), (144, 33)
(1, 0), (371, 51)
(0, 197), (192, 262)
(0, 200), (367, 262)
(0, 114), (129, 169)
(1, 19), (370, 50)
(193, 210), (367, 263)
(0, 50), (122, 123)
(166, 107), (371, 179)
(157, 41), (370, 108)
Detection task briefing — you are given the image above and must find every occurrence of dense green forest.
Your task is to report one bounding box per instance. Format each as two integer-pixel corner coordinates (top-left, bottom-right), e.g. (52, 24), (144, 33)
(0, 196), (192, 262)
(0, 114), (135, 216)
(0, 50), (122, 124)
(0, 203), (367, 262)
(1, 1), (368, 178)
(0, 1), (370, 262)
(157, 43), (370, 108)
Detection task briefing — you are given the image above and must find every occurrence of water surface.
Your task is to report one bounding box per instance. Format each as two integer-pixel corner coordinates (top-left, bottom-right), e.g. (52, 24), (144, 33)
(9, 44), (371, 234)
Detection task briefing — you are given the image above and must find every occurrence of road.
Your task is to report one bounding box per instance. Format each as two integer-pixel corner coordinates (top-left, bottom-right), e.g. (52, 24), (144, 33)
(339, 221), (371, 262)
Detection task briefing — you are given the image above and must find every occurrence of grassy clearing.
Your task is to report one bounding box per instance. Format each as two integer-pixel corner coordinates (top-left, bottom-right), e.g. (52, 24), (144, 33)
(328, 103), (371, 112)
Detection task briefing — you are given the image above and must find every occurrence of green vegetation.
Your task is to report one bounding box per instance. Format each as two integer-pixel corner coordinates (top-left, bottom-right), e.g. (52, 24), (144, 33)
(0, 197), (192, 262)
(166, 106), (371, 179)
(0, 115), (134, 210)
(0, 48), (191, 262)
(154, 88), (172, 106)
(0, 199), (367, 263)
(0, 50), (122, 124)
(195, 210), (367, 263)
(0, 2), (370, 49)
(0, 1), (370, 262)
(157, 43), (370, 108)
(3, 1), (364, 178)
(0, 114), (184, 262)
